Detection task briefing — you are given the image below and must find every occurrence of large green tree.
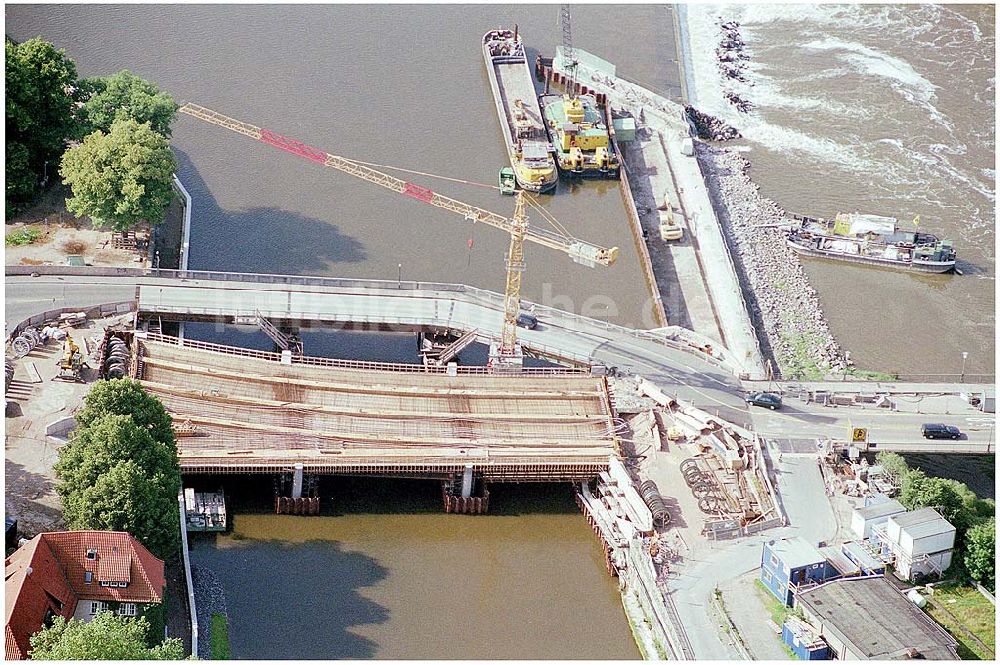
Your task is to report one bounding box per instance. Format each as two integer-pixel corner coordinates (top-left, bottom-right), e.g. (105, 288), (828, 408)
(55, 414), (180, 513)
(900, 470), (965, 525)
(77, 70), (178, 138)
(5, 37), (80, 211)
(60, 118), (177, 231)
(55, 381), (181, 559)
(75, 379), (177, 452)
(964, 517), (996, 592)
(63, 459), (180, 559)
(29, 613), (184, 660)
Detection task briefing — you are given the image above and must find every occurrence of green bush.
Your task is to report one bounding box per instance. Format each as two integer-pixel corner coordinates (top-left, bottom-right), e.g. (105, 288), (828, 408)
(211, 613), (231, 659)
(5, 227), (42, 246)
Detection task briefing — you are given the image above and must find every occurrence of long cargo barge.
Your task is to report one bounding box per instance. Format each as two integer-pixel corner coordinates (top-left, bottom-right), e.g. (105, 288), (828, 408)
(482, 27), (557, 193)
(786, 212), (956, 274)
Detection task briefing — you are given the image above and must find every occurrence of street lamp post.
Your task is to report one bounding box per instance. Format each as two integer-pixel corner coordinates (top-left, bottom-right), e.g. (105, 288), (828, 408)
(961, 351), (969, 382)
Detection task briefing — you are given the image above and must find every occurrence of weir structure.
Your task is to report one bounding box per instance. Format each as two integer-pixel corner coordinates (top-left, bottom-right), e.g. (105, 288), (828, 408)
(128, 332), (622, 512)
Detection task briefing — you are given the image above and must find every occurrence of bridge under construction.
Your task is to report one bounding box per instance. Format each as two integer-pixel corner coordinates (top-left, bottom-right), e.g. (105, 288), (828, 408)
(130, 333), (621, 483)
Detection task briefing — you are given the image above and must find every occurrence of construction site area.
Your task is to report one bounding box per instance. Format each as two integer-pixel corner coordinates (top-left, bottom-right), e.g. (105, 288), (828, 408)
(125, 332), (620, 485)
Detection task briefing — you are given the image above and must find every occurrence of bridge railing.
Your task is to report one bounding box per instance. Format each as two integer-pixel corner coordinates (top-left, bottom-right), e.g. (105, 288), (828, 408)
(142, 332), (590, 376)
(10, 265), (738, 373)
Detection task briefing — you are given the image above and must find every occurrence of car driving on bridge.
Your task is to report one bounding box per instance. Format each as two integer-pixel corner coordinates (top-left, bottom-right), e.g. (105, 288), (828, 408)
(745, 391), (782, 410)
(921, 423), (962, 440)
(516, 312), (538, 330)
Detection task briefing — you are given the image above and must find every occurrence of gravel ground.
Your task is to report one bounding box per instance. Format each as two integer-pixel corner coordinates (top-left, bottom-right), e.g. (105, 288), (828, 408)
(191, 564), (229, 660)
(695, 143), (847, 378)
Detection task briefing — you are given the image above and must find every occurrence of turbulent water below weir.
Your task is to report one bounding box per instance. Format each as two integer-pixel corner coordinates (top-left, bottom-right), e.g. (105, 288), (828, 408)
(682, 4), (995, 377)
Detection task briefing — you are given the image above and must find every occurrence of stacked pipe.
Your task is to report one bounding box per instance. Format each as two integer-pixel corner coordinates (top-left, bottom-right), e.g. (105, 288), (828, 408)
(639, 479), (670, 527)
(103, 336), (129, 379)
(10, 328), (43, 358)
(5, 357), (15, 393)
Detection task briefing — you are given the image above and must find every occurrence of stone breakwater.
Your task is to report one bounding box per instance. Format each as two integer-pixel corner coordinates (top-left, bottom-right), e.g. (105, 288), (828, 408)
(695, 143), (848, 378)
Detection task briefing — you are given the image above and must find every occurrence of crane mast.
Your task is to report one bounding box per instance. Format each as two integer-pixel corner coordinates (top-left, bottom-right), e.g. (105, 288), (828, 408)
(177, 102), (619, 369)
(560, 4), (578, 95)
(500, 192), (527, 358)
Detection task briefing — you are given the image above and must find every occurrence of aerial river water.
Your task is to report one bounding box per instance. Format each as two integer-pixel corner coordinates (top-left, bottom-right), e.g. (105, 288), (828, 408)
(6, 4), (686, 657)
(8, 4), (993, 657)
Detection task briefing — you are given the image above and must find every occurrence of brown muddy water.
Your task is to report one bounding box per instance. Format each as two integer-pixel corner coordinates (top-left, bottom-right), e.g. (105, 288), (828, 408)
(186, 478), (639, 660)
(6, 4), (684, 330)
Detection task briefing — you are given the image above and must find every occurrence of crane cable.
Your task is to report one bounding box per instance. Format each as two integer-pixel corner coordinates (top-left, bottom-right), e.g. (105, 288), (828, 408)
(351, 156), (577, 242)
(348, 158), (499, 191)
(524, 196), (573, 239)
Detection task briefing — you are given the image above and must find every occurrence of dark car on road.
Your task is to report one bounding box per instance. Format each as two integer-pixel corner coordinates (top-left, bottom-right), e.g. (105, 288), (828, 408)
(921, 423), (962, 440)
(745, 392), (782, 410)
(516, 312), (538, 330)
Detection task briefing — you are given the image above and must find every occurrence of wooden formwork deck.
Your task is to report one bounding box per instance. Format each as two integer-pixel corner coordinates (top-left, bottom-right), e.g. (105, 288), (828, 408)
(136, 335), (618, 479)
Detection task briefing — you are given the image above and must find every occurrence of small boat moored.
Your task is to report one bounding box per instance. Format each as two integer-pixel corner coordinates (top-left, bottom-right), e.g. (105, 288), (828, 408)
(786, 212), (956, 274)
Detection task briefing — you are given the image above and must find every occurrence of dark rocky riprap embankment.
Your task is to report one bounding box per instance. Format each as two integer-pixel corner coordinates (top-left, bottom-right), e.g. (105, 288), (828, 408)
(191, 564), (229, 660)
(695, 143), (848, 378)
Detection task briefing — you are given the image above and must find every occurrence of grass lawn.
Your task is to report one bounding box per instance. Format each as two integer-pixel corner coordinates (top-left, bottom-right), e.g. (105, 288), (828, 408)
(210, 613), (231, 660)
(754, 579), (794, 625)
(924, 583), (995, 660)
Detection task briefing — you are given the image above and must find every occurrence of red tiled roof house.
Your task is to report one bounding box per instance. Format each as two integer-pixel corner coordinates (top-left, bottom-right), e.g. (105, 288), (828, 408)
(5, 531), (166, 660)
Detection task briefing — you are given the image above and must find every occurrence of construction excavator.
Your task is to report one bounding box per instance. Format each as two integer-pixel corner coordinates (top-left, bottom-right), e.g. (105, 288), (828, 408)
(54, 334), (87, 382)
(178, 102), (619, 370)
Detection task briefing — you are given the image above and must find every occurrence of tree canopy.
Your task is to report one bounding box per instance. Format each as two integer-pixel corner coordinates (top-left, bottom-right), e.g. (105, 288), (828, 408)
(77, 69), (178, 138)
(5, 37), (79, 212)
(64, 460), (180, 559)
(874, 451), (909, 486)
(60, 117), (177, 231)
(55, 381), (181, 559)
(900, 470), (966, 526)
(75, 379), (177, 451)
(29, 612), (184, 660)
(963, 517), (995, 592)
(55, 414), (180, 512)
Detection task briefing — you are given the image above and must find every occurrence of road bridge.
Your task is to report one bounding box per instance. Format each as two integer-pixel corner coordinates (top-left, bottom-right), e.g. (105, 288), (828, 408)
(7, 268), (993, 453)
(6, 268), (751, 420)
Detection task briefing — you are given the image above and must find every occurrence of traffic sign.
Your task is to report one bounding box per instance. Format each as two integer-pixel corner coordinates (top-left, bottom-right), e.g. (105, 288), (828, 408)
(851, 427), (868, 443)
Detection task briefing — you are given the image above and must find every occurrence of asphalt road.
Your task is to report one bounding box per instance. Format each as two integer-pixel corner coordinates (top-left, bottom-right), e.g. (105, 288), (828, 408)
(747, 398), (995, 453)
(5, 276), (135, 333)
(8, 273), (992, 454)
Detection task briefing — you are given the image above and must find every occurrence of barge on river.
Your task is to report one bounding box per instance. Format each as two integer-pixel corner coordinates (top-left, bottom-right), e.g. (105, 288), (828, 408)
(786, 212), (956, 273)
(483, 27), (557, 193)
(538, 92), (620, 178)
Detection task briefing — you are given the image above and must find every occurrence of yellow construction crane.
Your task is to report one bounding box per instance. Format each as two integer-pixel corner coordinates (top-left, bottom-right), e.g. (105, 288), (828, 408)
(178, 103), (618, 368)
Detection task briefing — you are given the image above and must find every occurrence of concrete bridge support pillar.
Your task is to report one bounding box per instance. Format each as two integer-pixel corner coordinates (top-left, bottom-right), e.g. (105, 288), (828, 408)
(461, 463), (474, 498)
(292, 463), (304, 499)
